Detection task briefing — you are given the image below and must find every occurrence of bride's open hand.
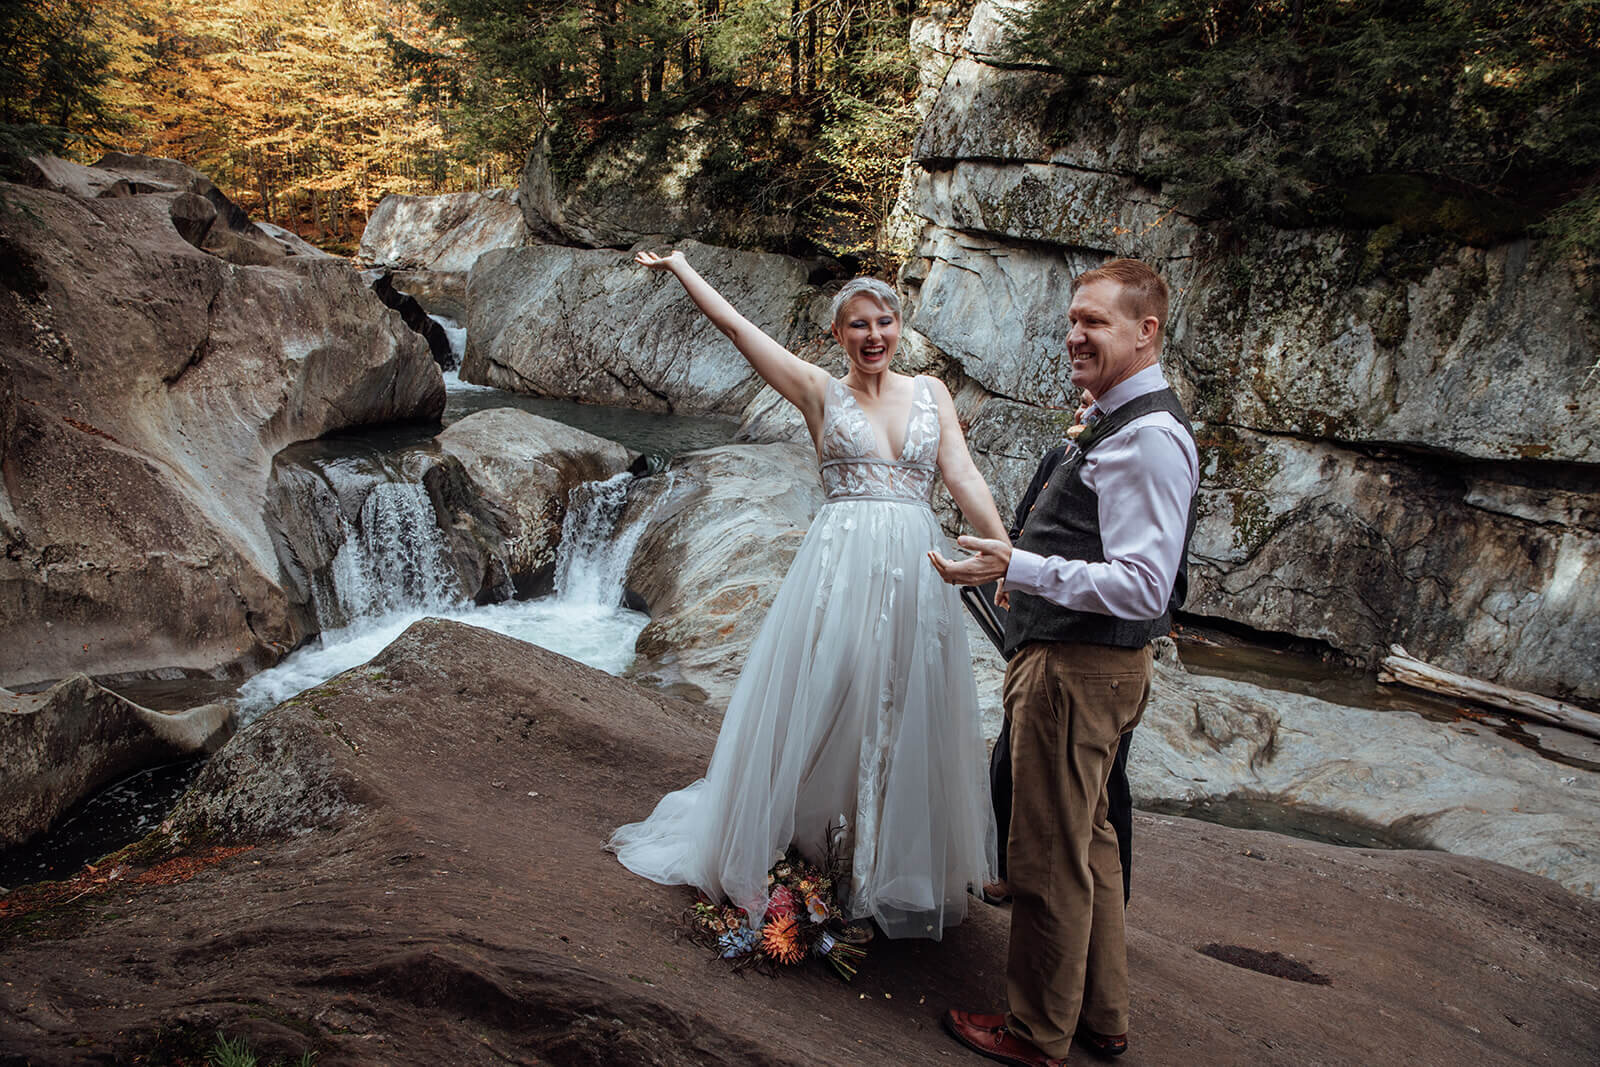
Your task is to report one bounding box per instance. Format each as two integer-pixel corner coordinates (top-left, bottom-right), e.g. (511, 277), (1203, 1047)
(635, 249), (685, 271)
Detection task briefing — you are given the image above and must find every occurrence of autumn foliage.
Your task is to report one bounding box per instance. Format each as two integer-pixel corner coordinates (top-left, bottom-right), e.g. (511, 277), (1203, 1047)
(97, 0), (514, 245)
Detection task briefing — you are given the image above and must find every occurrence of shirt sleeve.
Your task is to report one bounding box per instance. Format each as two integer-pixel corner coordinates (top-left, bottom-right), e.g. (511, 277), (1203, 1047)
(1002, 419), (1198, 620)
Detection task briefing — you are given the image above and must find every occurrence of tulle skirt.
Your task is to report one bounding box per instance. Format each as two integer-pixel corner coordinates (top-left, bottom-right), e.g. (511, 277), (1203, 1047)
(608, 497), (996, 939)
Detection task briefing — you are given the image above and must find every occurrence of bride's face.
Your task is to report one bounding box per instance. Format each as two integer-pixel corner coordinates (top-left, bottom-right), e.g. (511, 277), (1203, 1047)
(832, 295), (901, 376)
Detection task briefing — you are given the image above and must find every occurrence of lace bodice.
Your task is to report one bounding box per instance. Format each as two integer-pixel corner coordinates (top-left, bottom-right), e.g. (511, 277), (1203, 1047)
(818, 376), (940, 504)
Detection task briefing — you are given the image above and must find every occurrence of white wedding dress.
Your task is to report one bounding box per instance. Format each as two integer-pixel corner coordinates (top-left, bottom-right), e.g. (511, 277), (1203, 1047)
(608, 375), (995, 939)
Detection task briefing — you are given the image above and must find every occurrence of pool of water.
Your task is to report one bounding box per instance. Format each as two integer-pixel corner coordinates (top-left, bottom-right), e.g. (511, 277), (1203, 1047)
(0, 758), (205, 888)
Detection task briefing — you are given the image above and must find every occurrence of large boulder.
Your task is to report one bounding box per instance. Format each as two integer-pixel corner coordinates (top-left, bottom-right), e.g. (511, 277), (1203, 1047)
(0, 165), (442, 686)
(437, 407), (636, 584)
(358, 189), (528, 273)
(0, 675), (232, 850)
(460, 240), (824, 416)
(1, 619), (1596, 1064)
(899, 0), (1600, 701)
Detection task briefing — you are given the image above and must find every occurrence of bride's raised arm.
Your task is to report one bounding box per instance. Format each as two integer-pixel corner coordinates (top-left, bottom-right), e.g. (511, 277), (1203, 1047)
(926, 377), (1009, 543)
(636, 250), (829, 432)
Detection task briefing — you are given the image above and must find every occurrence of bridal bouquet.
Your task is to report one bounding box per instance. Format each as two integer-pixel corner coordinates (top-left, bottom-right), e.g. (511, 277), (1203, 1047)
(684, 847), (868, 980)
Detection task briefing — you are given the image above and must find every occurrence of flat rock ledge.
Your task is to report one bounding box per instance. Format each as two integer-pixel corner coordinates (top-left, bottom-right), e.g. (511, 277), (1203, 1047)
(1, 620), (1596, 1065)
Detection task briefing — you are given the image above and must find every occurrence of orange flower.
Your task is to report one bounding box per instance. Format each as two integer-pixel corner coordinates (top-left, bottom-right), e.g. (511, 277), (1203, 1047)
(761, 915), (805, 965)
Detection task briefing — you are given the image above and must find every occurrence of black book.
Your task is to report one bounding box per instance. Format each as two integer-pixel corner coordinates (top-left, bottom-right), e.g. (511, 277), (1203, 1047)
(959, 581), (1008, 657)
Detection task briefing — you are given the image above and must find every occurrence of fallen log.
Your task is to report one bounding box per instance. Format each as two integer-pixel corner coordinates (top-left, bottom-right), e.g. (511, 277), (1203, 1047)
(1378, 645), (1600, 741)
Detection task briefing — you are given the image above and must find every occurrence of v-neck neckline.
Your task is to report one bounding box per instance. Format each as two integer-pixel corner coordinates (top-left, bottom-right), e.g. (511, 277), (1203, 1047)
(841, 375), (920, 463)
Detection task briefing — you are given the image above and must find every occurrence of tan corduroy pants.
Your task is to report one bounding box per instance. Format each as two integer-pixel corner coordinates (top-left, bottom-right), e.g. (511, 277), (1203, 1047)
(1001, 640), (1152, 1057)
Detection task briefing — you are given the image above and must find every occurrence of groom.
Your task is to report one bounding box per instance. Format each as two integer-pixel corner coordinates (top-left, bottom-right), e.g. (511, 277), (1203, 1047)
(931, 259), (1198, 1065)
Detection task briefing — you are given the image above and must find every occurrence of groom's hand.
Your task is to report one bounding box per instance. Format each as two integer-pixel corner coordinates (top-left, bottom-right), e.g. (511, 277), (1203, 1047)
(927, 536), (1012, 586)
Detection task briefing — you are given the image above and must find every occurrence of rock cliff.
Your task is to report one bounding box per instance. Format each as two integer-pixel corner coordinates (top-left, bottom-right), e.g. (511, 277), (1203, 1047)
(0, 156), (442, 687)
(898, 1), (1600, 702)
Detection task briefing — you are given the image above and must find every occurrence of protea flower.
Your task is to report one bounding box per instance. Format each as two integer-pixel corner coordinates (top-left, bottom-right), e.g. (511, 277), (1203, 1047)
(766, 884), (798, 920)
(761, 915), (805, 964)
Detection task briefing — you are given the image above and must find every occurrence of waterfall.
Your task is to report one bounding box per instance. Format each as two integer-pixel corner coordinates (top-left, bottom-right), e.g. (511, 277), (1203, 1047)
(268, 441), (470, 633)
(326, 480), (462, 622)
(555, 473), (646, 608)
(246, 457), (665, 723)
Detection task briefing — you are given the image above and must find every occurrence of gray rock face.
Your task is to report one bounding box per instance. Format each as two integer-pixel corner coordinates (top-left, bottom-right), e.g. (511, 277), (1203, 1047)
(1132, 662), (1600, 900)
(520, 121), (800, 249)
(0, 165), (442, 686)
(0, 675), (232, 849)
(460, 240), (819, 416)
(899, 0), (1600, 700)
(1181, 234), (1599, 464)
(358, 188), (528, 273)
(1188, 428), (1600, 702)
(437, 408), (635, 581)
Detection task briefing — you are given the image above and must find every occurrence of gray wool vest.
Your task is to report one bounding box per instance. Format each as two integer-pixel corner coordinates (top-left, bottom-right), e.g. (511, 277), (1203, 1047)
(1001, 387), (1198, 658)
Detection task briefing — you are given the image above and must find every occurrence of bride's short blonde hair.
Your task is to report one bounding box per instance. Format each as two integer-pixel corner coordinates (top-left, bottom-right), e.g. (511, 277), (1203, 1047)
(830, 277), (901, 327)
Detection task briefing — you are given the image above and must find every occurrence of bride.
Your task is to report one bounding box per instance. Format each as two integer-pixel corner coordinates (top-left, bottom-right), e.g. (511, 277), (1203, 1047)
(607, 250), (1005, 939)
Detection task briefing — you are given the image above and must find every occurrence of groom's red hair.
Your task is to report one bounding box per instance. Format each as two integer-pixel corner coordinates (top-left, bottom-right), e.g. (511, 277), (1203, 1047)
(1072, 259), (1169, 344)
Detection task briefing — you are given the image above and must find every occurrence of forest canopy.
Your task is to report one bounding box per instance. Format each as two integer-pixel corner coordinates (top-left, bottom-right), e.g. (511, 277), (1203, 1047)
(1002, 0), (1600, 259)
(3, 0), (1595, 261)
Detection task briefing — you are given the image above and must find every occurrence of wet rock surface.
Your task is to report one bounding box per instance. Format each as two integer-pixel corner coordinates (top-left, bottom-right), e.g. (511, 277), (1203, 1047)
(1, 619), (1596, 1065)
(0, 160), (441, 686)
(438, 408), (635, 584)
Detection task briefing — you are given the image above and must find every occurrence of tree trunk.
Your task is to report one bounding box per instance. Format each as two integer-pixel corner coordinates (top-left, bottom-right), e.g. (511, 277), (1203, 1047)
(789, 0), (801, 95)
(805, 7), (817, 93)
(1378, 646), (1600, 741)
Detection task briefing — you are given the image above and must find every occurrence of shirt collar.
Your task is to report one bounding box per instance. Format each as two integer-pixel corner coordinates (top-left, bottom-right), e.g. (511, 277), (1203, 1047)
(1090, 364), (1169, 418)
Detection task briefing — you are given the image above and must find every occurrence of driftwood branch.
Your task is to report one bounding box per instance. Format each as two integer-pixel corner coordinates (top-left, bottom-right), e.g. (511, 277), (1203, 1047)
(1378, 645), (1600, 741)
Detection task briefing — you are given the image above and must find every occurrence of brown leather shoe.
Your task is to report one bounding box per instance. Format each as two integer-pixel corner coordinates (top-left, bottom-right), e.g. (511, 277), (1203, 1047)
(943, 1009), (1067, 1067)
(1074, 1020), (1129, 1058)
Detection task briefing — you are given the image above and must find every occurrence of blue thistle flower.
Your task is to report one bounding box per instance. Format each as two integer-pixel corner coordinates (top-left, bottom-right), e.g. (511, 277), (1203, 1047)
(717, 926), (759, 959)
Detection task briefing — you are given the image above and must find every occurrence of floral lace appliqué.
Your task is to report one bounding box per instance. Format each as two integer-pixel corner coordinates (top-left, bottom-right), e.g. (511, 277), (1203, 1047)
(818, 377), (940, 505)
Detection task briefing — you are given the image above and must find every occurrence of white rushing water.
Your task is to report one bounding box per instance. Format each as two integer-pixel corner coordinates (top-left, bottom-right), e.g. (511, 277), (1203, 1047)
(239, 371), (658, 722)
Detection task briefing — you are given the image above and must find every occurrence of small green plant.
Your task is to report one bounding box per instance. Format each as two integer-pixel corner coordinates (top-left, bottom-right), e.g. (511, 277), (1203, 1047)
(206, 1031), (317, 1067)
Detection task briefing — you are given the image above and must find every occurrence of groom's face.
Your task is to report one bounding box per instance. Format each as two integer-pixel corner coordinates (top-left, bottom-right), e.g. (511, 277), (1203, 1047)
(1066, 278), (1158, 399)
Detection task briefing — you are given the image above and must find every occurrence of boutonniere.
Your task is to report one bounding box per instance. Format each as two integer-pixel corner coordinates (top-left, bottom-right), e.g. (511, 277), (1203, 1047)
(1065, 423), (1087, 441)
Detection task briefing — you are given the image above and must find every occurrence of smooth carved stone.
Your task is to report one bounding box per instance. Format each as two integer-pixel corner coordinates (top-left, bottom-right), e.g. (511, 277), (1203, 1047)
(622, 442), (824, 707)
(0, 675), (233, 850)
(1134, 662), (1600, 900)
(358, 188), (529, 273)
(461, 240), (819, 416)
(0, 172), (441, 687)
